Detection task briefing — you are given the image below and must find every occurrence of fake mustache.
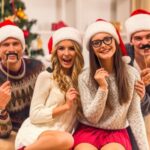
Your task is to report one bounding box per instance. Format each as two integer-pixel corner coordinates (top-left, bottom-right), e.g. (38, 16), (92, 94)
(6, 52), (19, 60)
(139, 44), (150, 50)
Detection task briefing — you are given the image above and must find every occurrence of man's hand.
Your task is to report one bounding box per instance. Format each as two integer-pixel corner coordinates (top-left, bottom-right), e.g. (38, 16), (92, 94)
(135, 80), (145, 100)
(141, 68), (150, 86)
(0, 81), (11, 109)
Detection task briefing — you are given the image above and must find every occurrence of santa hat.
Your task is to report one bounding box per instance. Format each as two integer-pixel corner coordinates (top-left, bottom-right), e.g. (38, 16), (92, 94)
(48, 27), (82, 54)
(84, 19), (130, 63)
(0, 20), (25, 50)
(125, 9), (150, 41)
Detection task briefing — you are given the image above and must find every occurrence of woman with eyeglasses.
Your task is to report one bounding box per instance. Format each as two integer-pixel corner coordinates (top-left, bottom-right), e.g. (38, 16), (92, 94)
(72, 19), (149, 150)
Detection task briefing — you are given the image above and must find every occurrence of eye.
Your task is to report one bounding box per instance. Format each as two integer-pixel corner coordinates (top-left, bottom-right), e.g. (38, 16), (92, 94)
(68, 46), (75, 51)
(57, 46), (65, 51)
(91, 40), (101, 47)
(13, 42), (20, 46)
(104, 37), (111, 41)
(2, 43), (9, 47)
(146, 34), (150, 40)
(103, 37), (112, 44)
(133, 36), (142, 41)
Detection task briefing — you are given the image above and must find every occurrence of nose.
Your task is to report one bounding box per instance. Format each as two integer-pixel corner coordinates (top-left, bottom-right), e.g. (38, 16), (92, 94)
(8, 44), (15, 51)
(64, 48), (69, 55)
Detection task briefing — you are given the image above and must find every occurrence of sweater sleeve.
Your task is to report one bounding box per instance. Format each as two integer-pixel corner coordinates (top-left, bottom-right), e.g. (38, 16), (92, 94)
(0, 111), (12, 138)
(78, 71), (108, 124)
(30, 71), (56, 124)
(127, 80), (149, 150)
(141, 85), (150, 116)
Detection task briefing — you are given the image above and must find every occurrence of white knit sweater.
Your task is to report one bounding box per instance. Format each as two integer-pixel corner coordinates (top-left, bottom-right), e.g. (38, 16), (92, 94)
(15, 71), (77, 148)
(77, 65), (149, 150)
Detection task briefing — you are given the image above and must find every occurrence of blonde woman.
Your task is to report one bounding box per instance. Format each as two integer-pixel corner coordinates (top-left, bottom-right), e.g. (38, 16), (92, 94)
(15, 27), (84, 150)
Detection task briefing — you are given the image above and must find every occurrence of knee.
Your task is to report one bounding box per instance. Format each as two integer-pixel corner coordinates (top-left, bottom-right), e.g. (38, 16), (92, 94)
(58, 132), (74, 149)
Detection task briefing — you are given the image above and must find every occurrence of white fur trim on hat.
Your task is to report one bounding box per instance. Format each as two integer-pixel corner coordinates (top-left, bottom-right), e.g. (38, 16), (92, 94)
(125, 14), (150, 42)
(84, 21), (119, 51)
(122, 56), (131, 64)
(0, 25), (25, 50)
(53, 27), (82, 48)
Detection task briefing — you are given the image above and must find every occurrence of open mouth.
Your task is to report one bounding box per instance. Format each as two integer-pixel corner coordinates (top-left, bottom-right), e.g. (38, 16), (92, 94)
(62, 58), (72, 64)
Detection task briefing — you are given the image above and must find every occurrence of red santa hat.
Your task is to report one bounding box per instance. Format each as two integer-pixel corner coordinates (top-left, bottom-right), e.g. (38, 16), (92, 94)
(48, 26), (82, 54)
(0, 20), (25, 51)
(84, 19), (129, 57)
(125, 9), (150, 41)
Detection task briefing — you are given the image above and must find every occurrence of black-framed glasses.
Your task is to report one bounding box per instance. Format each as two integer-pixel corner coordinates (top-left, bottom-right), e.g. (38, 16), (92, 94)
(91, 37), (113, 48)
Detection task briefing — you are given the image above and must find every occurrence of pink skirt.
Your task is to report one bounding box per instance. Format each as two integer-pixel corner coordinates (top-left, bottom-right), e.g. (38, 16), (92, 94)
(72, 123), (132, 150)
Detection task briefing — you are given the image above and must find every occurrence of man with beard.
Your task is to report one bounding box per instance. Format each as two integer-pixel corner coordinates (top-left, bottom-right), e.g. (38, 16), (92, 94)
(0, 20), (44, 149)
(125, 9), (150, 149)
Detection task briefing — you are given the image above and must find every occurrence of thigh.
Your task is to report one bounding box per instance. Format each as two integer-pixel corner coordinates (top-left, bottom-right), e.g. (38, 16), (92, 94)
(144, 114), (150, 134)
(38, 130), (74, 145)
(100, 129), (132, 150)
(36, 130), (74, 150)
(144, 114), (150, 147)
(72, 123), (100, 149)
(101, 143), (125, 150)
(74, 143), (98, 150)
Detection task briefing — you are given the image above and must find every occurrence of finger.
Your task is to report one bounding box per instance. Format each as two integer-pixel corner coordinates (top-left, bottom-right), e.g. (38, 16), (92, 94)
(4, 88), (11, 95)
(141, 68), (150, 77)
(142, 77), (150, 86)
(135, 86), (145, 94)
(69, 91), (79, 96)
(96, 68), (107, 73)
(143, 74), (150, 81)
(96, 69), (108, 74)
(135, 88), (144, 94)
(135, 83), (144, 89)
(135, 86), (144, 95)
(68, 88), (77, 92)
(136, 80), (144, 84)
(96, 71), (109, 77)
(2, 85), (11, 91)
(0, 81), (11, 88)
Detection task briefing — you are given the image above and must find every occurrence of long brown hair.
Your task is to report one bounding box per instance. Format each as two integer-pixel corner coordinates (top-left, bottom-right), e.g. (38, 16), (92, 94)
(51, 40), (84, 92)
(89, 40), (130, 106)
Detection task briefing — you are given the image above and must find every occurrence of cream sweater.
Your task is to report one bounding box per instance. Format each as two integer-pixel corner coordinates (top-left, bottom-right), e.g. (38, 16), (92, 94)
(78, 65), (149, 150)
(15, 71), (77, 148)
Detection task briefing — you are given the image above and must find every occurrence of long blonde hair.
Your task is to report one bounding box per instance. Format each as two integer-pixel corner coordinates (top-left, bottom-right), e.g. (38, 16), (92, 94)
(51, 40), (84, 92)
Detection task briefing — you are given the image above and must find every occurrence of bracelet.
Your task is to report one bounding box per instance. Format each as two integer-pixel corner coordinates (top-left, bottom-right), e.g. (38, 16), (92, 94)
(0, 108), (6, 116)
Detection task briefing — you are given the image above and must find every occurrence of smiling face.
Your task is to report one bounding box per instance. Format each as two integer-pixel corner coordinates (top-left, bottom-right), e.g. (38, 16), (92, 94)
(91, 32), (116, 61)
(0, 37), (23, 66)
(56, 40), (76, 72)
(131, 30), (150, 57)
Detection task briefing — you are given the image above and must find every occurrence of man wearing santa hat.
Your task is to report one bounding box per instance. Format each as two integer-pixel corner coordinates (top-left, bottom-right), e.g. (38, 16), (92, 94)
(125, 9), (150, 148)
(0, 20), (44, 149)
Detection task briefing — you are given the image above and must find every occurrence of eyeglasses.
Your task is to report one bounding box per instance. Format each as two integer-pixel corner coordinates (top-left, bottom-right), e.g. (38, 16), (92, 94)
(91, 37), (113, 48)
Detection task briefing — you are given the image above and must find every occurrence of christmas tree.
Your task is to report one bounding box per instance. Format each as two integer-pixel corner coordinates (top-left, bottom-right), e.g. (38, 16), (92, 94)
(0, 0), (44, 57)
